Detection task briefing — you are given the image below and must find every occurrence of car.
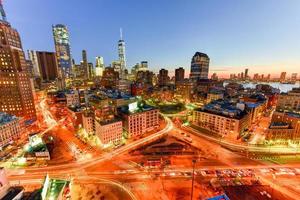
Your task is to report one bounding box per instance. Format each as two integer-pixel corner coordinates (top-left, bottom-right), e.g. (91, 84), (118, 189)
(185, 172), (192, 177)
(183, 137), (192, 143)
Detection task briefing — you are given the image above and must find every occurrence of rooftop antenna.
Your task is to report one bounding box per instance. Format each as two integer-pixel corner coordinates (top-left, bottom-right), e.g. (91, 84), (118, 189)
(120, 28), (123, 40)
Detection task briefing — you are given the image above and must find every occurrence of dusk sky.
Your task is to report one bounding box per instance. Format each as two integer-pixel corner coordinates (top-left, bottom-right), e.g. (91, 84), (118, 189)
(6, 0), (300, 77)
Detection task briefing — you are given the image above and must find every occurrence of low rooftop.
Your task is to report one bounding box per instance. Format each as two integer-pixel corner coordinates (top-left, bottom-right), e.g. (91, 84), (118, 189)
(286, 112), (300, 119)
(244, 102), (263, 108)
(118, 103), (157, 115)
(0, 112), (18, 126)
(68, 105), (83, 112)
(196, 100), (248, 119)
(65, 89), (78, 95)
(269, 122), (291, 129)
(96, 116), (122, 126)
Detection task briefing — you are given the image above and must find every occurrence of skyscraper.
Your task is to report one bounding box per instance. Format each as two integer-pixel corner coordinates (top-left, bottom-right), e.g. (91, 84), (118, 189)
(158, 68), (169, 87)
(27, 50), (40, 77)
(95, 56), (104, 77)
(0, 2), (36, 120)
(52, 24), (72, 77)
(190, 52), (210, 81)
(118, 28), (126, 78)
(280, 72), (287, 82)
(175, 67), (185, 84)
(140, 61), (148, 71)
(82, 50), (89, 79)
(28, 51), (59, 82)
(0, 0), (6, 22)
(245, 68), (249, 79)
(88, 62), (94, 79)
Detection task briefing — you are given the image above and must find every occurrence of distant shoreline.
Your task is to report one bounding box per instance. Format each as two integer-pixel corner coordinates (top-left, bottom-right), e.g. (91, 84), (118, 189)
(224, 81), (300, 93)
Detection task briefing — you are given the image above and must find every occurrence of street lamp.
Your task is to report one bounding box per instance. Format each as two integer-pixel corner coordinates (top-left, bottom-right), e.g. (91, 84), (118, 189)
(191, 158), (196, 200)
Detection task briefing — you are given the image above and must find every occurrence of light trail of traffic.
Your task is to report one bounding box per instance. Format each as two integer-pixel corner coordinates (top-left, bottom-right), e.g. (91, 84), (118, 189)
(182, 125), (300, 154)
(18, 115), (172, 173)
(9, 175), (138, 200)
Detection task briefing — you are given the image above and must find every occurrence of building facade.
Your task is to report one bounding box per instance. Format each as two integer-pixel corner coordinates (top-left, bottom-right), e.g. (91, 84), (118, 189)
(206, 91), (224, 104)
(190, 52), (210, 81)
(27, 50), (40, 77)
(95, 56), (104, 77)
(175, 67), (185, 84)
(192, 101), (250, 139)
(52, 24), (72, 77)
(158, 68), (169, 87)
(118, 104), (159, 137)
(268, 111), (300, 141)
(95, 118), (123, 145)
(276, 87), (300, 113)
(0, 8), (36, 120)
(28, 51), (58, 82)
(136, 70), (154, 86)
(82, 111), (95, 134)
(66, 90), (80, 107)
(280, 72), (287, 82)
(0, 112), (21, 149)
(82, 50), (89, 79)
(175, 80), (195, 102)
(266, 122), (295, 141)
(101, 67), (119, 89)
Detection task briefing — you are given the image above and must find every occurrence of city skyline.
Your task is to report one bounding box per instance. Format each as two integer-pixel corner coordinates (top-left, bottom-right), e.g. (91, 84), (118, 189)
(1, 1), (300, 199)
(6, 0), (300, 77)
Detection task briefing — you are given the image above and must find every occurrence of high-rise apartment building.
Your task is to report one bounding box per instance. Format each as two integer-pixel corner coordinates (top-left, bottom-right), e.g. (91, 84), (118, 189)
(175, 80), (195, 101)
(28, 51), (59, 82)
(27, 50), (40, 77)
(190, 52), (210, 81)
(245, 68), (249, 79)
(82, 50), (89, 79)
(158, 68), (169, 87)
(280, 72), (287, 82)
(52, 24), (72, 77)
(175, 67), (185, 84)
(0, 3), (36, 120)
(88, 62), (94, 79)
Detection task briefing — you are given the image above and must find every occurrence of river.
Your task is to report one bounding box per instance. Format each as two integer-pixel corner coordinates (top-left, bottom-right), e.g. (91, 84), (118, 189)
(224, 81), (300, 93)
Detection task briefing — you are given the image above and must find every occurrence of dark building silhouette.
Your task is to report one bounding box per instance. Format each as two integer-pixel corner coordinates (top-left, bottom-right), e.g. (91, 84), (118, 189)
(35, 51), (59, 81)
(175, 67), (185, 84)
(158, 68), (169, 87)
